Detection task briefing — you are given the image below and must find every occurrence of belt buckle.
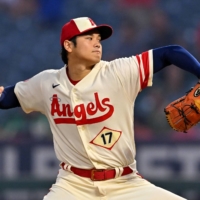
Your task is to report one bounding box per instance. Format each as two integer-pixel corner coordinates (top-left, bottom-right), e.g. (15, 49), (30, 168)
(91, 169), (104, 181)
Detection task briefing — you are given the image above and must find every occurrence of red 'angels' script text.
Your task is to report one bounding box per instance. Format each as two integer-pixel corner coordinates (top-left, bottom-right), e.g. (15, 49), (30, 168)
(51, 92), (114, 125)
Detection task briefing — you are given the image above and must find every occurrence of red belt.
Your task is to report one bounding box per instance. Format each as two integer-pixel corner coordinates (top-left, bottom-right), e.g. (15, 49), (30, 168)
(60, 162), (133, 181)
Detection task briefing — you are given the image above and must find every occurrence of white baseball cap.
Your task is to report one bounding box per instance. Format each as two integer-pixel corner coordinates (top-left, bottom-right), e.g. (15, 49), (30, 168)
(60, 17), (113, 45)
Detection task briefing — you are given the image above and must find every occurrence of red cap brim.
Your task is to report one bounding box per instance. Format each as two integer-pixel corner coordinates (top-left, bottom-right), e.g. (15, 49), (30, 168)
(80, 25), (113, 41)
(70, 25), (113, 41)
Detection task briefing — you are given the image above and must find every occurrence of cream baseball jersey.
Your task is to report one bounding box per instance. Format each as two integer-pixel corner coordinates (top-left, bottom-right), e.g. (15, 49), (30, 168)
(14, 51), (153, 171)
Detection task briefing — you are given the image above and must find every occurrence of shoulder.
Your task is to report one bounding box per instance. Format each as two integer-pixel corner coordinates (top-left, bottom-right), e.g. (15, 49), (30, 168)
(16, 67), (65, 87)
(98, 60), (109, 67)
(107, 56), (138, 68)
(39, 67), (63, 76)
(32, 66), (65, 80)
(99, 57), (136, 67)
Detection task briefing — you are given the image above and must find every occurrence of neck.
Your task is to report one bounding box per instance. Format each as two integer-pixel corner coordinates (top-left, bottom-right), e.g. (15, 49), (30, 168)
(67, 63), (95, 81)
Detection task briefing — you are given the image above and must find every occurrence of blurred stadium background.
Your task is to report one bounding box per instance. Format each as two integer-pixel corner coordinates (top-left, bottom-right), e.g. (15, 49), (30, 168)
(0, 0), (200, 199)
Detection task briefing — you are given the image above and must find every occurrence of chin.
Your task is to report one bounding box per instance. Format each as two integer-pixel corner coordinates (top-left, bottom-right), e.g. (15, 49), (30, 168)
(91, 58), (101, 65)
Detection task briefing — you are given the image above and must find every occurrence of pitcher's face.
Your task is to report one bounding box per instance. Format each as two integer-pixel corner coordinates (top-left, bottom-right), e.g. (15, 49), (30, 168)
(70, 30), (102, 66)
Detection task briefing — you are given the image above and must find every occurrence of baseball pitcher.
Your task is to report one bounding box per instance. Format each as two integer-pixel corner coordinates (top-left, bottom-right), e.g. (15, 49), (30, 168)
(1, 17), (200, 200)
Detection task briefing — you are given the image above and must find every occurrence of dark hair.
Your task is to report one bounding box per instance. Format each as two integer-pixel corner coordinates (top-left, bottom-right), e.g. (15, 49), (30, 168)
(61, 36), (77, 64)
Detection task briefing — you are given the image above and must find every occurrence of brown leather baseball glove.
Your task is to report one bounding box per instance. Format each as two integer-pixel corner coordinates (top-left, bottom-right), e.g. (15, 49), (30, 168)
(164, 81), (200, 133)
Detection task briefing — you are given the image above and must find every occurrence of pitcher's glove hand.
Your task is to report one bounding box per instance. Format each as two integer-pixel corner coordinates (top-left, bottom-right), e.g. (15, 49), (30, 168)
(164, 81), (200, 133)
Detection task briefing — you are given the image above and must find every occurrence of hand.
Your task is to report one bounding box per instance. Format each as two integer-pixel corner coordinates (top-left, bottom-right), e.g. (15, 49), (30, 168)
(0, 86), (4, 97)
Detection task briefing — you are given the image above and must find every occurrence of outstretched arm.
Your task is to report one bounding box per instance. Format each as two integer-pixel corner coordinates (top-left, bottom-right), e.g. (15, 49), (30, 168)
(0, 85), (20, 109)
(153, 45), (200, 78)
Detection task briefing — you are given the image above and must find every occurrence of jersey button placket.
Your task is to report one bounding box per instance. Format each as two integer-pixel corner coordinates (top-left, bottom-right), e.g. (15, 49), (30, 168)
(74, 94), (79, 103)
(77, 126), (91, 150)
(74, 96), (79, 102)
(71, 88), (79, 103)
(78, 126), (85, 131)
(71, 89), (92, 155)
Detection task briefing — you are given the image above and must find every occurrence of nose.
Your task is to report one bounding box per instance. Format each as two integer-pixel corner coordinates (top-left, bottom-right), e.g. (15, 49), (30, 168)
(94, 43), (100, 48)
(94, 40), (101, 48)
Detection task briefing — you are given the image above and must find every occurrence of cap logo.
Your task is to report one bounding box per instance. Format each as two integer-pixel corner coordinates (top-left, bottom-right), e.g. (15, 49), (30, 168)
(89, 18), (96, 26)
(73, 17), (96, 32)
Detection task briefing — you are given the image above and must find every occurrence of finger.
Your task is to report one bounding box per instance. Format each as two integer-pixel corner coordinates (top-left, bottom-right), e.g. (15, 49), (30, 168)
(0, 86), (4, 94)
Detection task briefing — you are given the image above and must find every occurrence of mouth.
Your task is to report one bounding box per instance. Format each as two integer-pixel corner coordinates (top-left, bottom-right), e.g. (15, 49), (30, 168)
(92, 50), (101, 54)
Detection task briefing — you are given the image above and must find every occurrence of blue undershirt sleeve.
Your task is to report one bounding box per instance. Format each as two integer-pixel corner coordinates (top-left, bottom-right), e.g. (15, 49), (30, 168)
(153, 45), (200, 78)
(0, 85), (20, 109)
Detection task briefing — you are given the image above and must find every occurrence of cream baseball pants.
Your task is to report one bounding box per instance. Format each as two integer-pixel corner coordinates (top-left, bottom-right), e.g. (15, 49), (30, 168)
(43, 169), (186, 200)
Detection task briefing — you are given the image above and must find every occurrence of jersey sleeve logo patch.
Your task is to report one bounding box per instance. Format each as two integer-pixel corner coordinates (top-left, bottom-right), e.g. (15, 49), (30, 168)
(90, 127), (122, 150)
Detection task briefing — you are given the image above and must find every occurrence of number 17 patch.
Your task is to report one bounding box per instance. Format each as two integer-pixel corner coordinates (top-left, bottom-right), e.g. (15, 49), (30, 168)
(90, 127), (122, 150)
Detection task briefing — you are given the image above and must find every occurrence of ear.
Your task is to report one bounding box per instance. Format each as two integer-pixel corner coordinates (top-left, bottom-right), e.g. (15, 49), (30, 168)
(63, 40), (73, 53)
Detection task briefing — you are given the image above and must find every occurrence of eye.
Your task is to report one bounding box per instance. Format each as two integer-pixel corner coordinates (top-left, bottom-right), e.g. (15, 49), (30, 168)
(86, 36), (92, 40)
